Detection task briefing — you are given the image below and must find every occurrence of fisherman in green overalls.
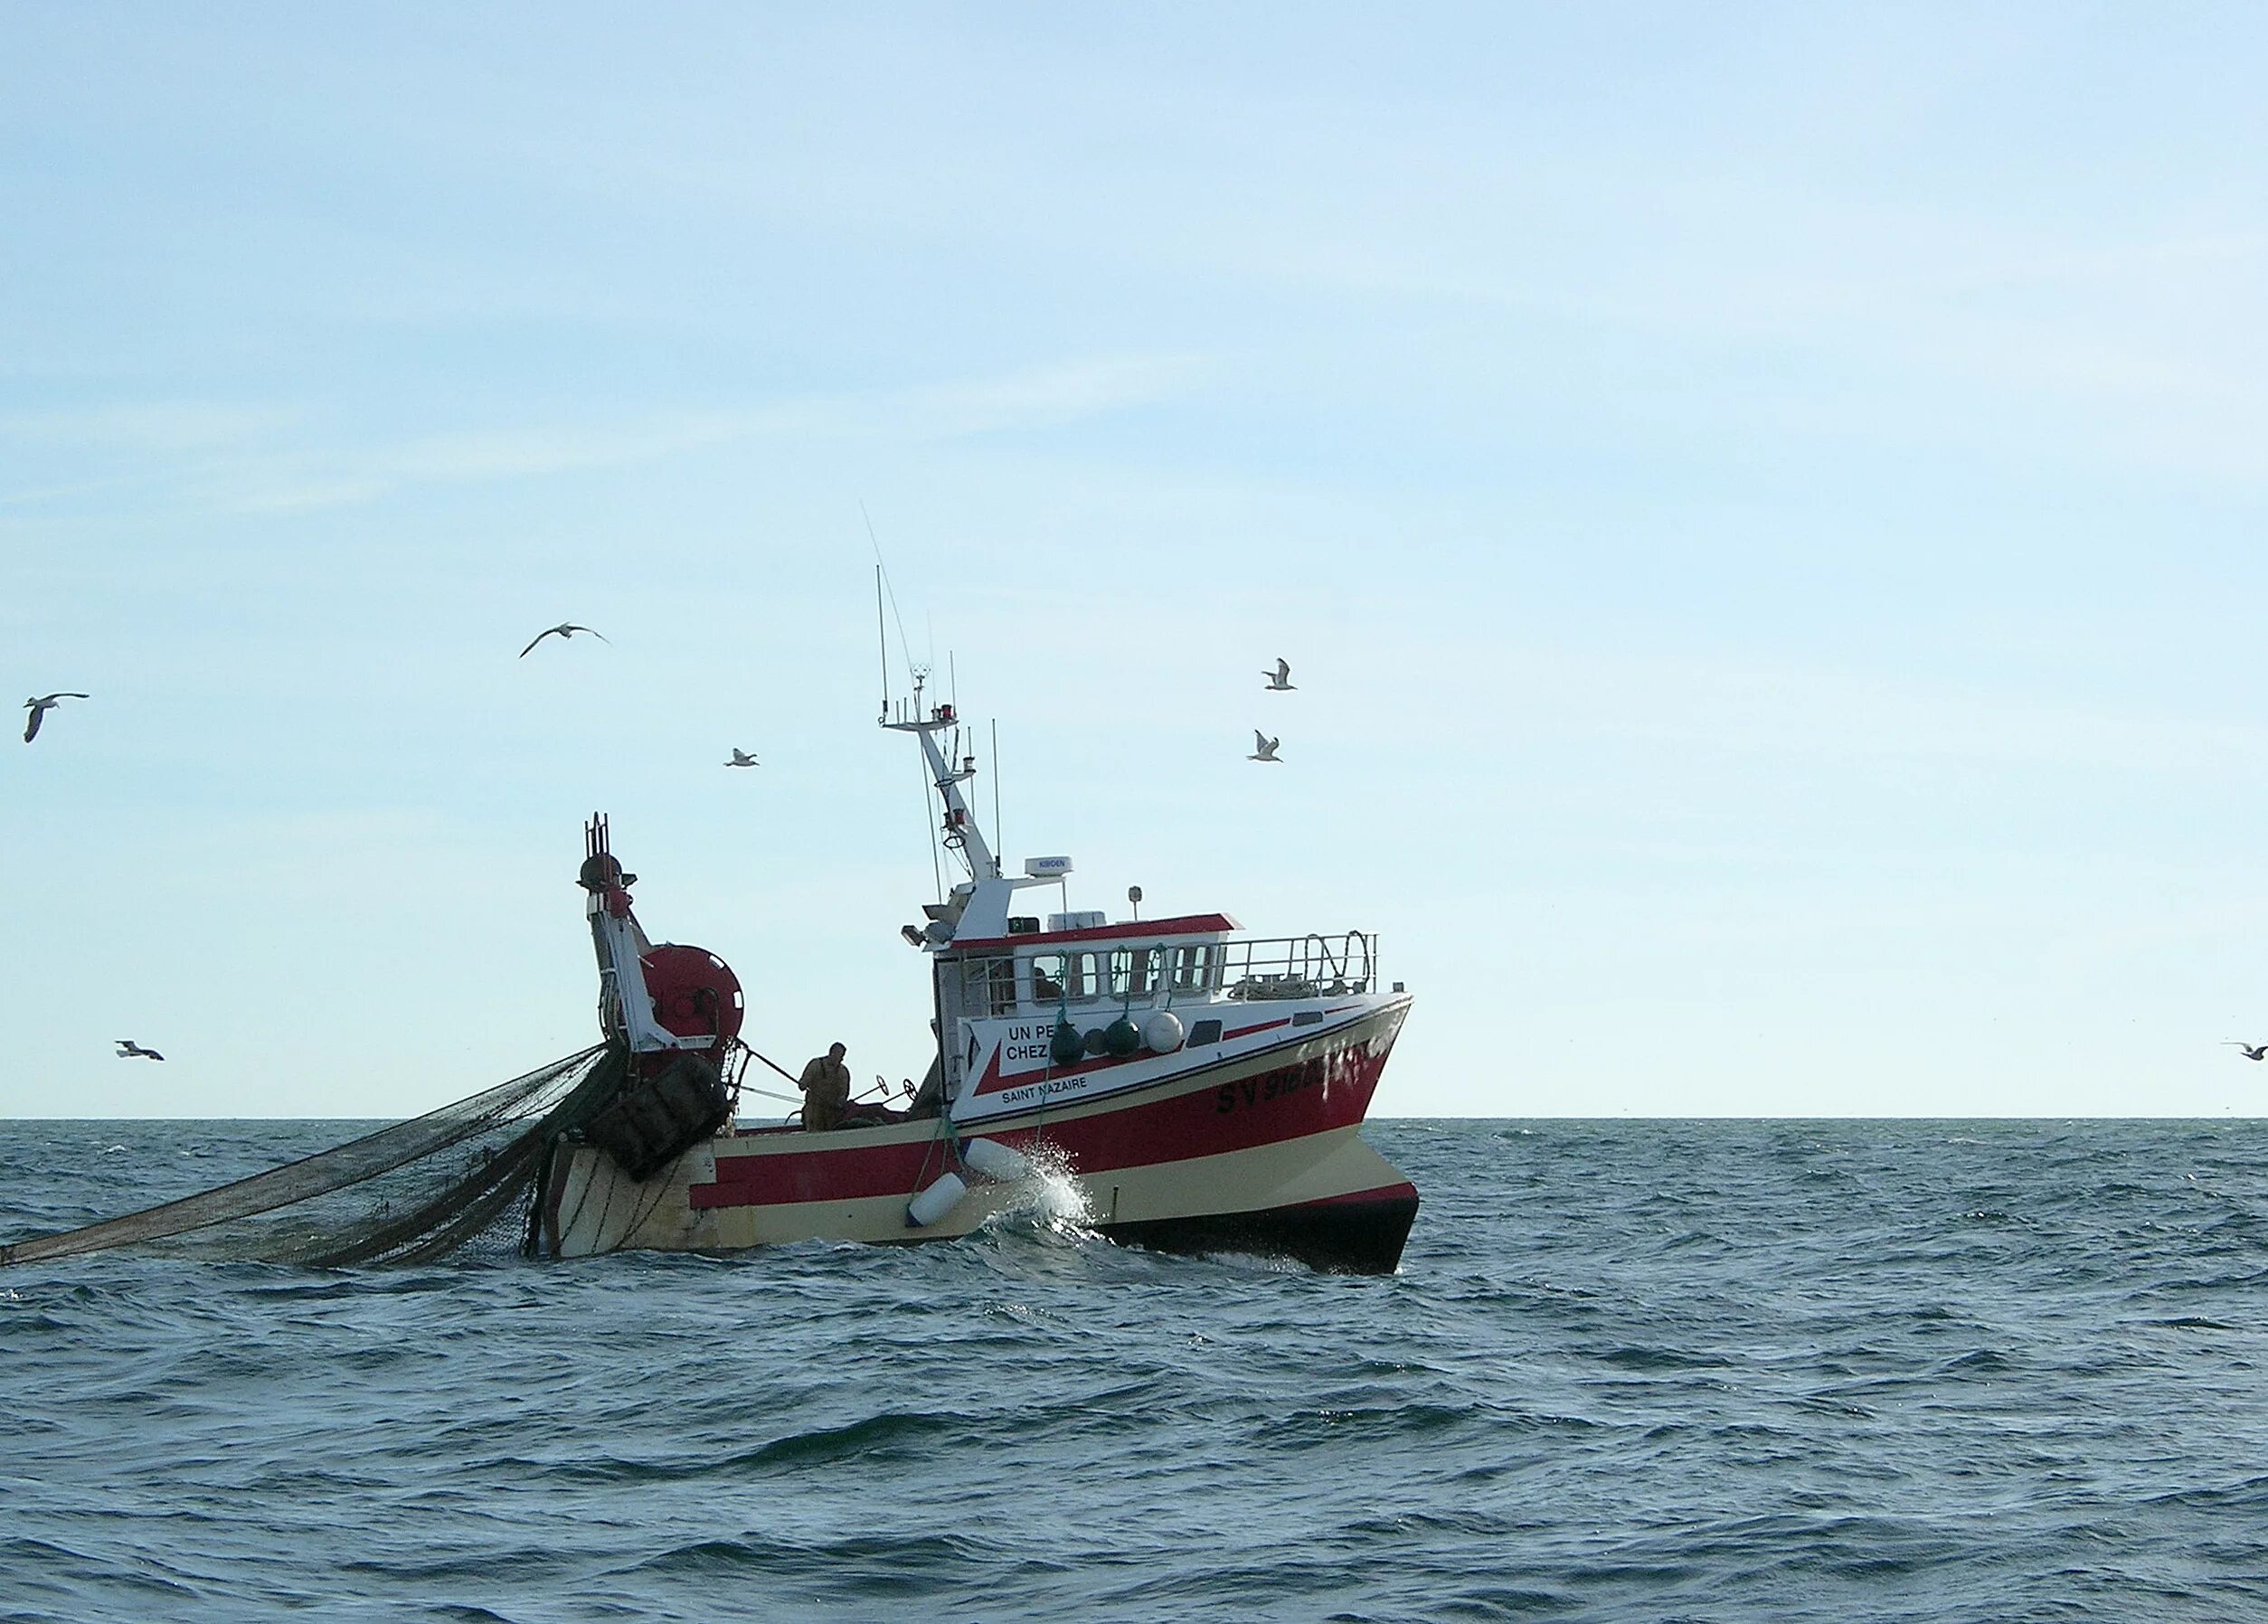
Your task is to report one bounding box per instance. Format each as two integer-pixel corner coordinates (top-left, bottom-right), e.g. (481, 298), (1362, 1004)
(798, 1042), (852, 1131)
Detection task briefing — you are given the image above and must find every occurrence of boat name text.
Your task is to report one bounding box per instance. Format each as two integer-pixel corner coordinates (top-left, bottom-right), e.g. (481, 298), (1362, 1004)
(1215, 1064), (1328, 1115)
(997, 1075), (1089, 1109)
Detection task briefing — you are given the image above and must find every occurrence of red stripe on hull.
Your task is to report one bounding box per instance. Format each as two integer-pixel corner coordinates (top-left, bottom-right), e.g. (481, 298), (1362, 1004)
(1018, 1043), (1388, 1176)
(690, 1029), (1397, 1212)
(691, 1139), (937, 1206)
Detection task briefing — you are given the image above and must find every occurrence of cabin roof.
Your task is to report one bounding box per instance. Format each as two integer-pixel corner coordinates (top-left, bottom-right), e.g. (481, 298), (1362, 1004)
(950, 911), (1239, 950)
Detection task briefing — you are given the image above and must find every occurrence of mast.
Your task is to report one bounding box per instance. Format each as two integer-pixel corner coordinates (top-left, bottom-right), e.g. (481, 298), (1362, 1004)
(882, 691), (997, 882)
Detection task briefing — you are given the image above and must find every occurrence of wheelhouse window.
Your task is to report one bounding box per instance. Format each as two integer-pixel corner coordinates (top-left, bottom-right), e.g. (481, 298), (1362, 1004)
(1027, 950), (1105, 1006)
(1019, 942), (1218, 1010)
(1169, 943), (1216, 995)
(958, 957), (1018, 1018)
(1109, 947), (1159, 1001)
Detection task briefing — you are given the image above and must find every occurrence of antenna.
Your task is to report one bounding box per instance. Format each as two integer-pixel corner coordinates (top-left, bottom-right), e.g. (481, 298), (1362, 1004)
(991, 718), (1003, 879)
(863, 500), (920, 690)
(874, 565), (888, 719)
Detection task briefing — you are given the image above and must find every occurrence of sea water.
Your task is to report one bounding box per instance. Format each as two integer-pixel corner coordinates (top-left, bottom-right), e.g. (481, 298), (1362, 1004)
(5, 1119), (2267, 1622)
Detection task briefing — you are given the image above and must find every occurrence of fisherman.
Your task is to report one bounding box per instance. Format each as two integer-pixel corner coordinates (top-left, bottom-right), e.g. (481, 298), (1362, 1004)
(798, 1042), (852, 1132)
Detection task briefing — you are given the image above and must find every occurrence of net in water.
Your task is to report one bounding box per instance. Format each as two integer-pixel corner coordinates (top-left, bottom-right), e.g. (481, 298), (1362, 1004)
(0, 1044), (627, 1270)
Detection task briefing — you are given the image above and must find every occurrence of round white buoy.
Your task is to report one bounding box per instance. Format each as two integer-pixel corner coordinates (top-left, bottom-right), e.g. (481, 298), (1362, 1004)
(960, 1138), (1030, 1183)
(905, 1172), (968, 1228)
(1141, 1010), (1186, 1053)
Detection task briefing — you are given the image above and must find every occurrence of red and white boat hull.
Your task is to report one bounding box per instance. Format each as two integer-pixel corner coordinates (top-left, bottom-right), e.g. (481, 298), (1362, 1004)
(541, 997), (1418, 1273)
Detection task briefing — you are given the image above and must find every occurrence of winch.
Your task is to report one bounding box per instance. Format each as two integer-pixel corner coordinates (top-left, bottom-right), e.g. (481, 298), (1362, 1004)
(576, 817), (747, 1180)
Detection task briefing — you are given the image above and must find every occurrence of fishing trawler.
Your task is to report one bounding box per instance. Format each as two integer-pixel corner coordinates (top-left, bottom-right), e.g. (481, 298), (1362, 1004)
(537, 686), (1420, 1272)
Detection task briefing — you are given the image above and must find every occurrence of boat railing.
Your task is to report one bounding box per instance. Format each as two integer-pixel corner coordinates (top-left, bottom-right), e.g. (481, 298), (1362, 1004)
(1219, 931), (1377, 1001)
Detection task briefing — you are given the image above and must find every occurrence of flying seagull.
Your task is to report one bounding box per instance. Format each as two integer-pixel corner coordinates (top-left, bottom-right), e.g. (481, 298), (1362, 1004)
(115, 1040), (165, 1062)
(23, 693), (90, 743)
(1249, 730), (1281, 763)
(2226, 1042), (2268, 1062)
(724, 749), (760, 768)
(519, 623), (610, 658)
(1262, 658), (1295, 692)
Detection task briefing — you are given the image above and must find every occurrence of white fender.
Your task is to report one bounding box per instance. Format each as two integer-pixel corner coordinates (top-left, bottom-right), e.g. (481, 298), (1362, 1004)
(1141, 1009), (1186, 1053)
(960, 1138), (1029, 1183)
(905, 1172), (968, 1228)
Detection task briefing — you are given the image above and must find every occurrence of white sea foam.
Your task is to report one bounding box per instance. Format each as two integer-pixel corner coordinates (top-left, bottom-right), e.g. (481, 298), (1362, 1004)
(978, 1138), (1095, 1241)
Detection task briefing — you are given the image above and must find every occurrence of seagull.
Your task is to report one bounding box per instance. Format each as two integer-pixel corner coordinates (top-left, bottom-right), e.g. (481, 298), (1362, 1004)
(1262, 658), (1295, 692)
(23, 693), (90, 743)
(1249, 730), (1281, 762)
(519, 623), (610, 658)
(724, 749), (760, 768)
(114, 1040), (165, 1062)
(2226, 1042), (2268, 1062)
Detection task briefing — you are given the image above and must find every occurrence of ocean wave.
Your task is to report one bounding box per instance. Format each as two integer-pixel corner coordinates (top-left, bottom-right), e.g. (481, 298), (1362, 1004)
(7, 1118), (2268, 1621)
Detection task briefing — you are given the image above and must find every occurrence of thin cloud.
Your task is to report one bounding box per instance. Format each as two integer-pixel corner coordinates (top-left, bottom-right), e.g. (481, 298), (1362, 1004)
(0, 401), (298, 453)
(155, 354), (1204, 514)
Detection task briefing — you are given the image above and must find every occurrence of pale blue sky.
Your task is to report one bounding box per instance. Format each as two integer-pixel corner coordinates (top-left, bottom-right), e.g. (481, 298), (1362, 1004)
(6, 5), (2268, 1117)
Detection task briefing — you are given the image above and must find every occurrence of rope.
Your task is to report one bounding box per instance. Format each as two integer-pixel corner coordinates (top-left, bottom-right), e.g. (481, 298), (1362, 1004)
(742, 1042), (803, 1087)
